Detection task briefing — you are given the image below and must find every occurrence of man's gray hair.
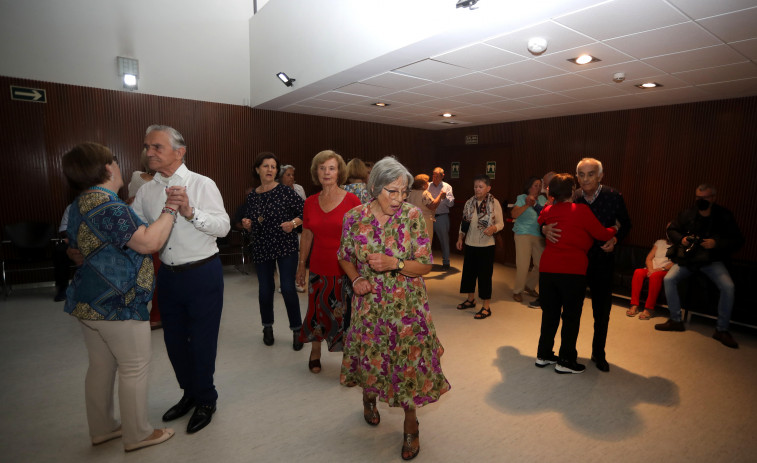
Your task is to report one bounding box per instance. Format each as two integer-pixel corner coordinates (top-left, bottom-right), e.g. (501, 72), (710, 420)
(146, 125), (186, 150)
(279, 164), (295, 180)
(576, 157), (603, 175)
(367, 156), (413, 199)
(697, 183), (717, 195)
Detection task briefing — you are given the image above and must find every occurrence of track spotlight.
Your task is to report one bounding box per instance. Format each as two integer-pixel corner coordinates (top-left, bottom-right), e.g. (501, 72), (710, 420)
(277, 72), (295, 87)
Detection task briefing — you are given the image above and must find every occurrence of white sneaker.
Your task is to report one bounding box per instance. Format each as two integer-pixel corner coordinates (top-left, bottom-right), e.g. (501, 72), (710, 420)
(555, 359), (585, 374)
(535, 354), (558, 368)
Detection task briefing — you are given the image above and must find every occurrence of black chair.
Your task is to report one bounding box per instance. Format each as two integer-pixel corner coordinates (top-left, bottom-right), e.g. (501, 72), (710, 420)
(216, 229), (249, 274)
(1, 222), (56, 298)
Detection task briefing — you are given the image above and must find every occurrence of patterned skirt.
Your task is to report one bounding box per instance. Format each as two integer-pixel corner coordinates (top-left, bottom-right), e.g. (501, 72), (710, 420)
(340, 282), (451, 410)
(299, 272), (352, 352)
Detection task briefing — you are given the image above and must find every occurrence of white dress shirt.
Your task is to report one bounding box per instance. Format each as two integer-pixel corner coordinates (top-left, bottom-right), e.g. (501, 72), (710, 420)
(132, 163), (230, 266)
(427, 181), (455, 214)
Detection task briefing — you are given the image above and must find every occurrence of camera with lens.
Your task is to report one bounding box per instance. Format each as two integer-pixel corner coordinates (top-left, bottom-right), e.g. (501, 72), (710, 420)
(684, 235), (703, 253)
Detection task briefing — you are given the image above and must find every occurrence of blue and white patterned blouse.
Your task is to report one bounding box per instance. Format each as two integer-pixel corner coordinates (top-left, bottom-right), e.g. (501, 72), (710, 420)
(64, 191), (154, 321)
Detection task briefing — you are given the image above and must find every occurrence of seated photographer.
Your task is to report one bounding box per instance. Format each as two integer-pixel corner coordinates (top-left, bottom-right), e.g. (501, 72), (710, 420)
(655, 184), (744, 349)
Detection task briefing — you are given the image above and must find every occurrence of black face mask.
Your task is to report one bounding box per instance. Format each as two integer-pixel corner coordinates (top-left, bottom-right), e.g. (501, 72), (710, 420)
(695, 198), (711, 211)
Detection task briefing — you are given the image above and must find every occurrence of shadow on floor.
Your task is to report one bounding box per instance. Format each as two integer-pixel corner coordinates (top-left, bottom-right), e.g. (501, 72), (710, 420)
(486, 345), (680, 440)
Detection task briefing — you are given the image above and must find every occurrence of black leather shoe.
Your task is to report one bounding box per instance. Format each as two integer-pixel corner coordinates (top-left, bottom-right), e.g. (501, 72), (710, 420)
(591, 356), (610, 372)
(187, 404), (216, 434)
(293, 329), (304, 351)
(655, 319), (685, 332)
(162, 396), (195, 422)
(53, 289), (67, 302)
(713, 330), (739, 349)
(263, 326), (274, 346)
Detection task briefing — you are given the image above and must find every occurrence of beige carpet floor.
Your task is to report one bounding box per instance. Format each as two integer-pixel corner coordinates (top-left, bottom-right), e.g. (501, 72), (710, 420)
(1, 254), (755, 463)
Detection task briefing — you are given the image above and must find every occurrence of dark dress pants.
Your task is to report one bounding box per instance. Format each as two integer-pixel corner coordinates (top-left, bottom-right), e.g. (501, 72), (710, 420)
(586, 255), (614, 361)
(157, 256), (224, 406)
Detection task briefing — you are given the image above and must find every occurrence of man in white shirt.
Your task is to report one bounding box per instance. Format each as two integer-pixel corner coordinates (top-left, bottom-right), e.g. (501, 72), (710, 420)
(132, 125), (230, 434)
(427, 167), (455, 270)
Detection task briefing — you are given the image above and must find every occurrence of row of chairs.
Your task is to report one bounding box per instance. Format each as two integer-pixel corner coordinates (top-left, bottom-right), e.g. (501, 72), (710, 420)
(1, 223), (249, 299)
(1, 222), (57, 299)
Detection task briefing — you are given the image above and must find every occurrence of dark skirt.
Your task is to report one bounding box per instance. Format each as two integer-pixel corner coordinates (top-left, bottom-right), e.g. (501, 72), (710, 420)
(298, 272), (352, 352)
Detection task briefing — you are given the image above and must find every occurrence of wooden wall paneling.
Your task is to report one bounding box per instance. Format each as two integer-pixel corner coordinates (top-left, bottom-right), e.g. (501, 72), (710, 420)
(1, 74), (756, 281)
(432, 97), (757, 262)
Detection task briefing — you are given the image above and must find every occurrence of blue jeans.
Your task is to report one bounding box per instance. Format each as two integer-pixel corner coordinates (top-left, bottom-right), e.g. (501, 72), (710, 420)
(433, 213), (451, 266)
(663, 262), (735, 331)
(255, 252), (302, 330)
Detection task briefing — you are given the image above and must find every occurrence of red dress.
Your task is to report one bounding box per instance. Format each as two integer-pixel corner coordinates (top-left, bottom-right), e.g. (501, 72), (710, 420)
(299, 191), (361, 351)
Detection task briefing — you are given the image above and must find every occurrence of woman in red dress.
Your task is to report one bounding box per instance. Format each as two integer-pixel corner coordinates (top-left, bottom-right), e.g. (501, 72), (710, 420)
(296, 150), (361, 373)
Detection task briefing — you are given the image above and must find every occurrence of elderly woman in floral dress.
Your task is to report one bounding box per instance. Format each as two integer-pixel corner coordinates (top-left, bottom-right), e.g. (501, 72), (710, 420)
(338, 156), (450, 461)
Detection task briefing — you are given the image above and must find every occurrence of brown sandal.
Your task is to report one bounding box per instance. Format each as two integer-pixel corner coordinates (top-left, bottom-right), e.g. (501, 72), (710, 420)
(401, 421), (420, 460)
(308, 353), (321, 374)
(638, 309), (653, 320)
(626, 305), (639, 317)
(363, 397), (380, 426)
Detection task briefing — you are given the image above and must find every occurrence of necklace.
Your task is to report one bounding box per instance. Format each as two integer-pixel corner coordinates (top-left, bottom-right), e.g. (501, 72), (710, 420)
(90, 185), (120, 197)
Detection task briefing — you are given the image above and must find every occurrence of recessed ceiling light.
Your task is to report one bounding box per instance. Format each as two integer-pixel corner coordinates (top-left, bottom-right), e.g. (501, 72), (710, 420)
(635, 82), (663, 89)
(440, 113), (455, 118)
(567, 54), (601, 65)
(372, 102), (390, 107)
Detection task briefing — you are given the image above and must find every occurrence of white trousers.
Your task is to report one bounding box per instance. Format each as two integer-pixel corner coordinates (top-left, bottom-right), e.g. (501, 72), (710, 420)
(79, 319), (153, 447)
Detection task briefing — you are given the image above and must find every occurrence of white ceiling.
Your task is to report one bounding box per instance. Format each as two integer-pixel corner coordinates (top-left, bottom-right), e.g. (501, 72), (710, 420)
(264, 0), (757, 130)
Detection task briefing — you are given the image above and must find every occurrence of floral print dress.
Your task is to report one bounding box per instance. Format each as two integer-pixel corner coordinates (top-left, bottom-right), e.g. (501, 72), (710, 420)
(338, 202), (450, 410)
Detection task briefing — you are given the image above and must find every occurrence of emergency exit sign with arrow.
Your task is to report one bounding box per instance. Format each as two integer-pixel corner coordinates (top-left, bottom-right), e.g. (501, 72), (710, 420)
(10, 85), (47, 103)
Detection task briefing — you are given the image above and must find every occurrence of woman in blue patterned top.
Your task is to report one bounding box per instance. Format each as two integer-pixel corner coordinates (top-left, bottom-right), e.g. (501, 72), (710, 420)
(242, 152), (305, 349)
(62, 142), (178, 452)
(342, 158), (372, 204)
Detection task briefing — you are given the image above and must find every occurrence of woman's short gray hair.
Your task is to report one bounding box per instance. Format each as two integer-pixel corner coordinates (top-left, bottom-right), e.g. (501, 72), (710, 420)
(367, 156), (413, 199)
(279, 164), (295, 180)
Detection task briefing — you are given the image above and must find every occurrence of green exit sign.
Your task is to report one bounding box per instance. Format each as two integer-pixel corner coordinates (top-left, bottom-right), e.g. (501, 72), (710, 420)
(10, 85), (47, 103)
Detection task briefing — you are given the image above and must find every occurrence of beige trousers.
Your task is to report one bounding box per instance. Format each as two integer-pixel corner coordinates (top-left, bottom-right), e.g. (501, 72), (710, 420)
(513, 234), (545, 294)
(79, 319), (153, 447)
(424, 215), (434, 244)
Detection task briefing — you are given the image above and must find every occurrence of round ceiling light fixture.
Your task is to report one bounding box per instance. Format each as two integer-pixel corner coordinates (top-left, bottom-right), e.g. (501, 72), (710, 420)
(527, 37), (548, 55)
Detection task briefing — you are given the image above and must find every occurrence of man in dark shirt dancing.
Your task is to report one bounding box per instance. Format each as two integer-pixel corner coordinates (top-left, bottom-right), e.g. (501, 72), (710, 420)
(544, 158), (631, 372)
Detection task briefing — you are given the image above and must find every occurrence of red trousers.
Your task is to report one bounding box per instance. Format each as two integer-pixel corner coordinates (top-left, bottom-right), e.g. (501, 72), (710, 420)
(630, 268), (668, 309)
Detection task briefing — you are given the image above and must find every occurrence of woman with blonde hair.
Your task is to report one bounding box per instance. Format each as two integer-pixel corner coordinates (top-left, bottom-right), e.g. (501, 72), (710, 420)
(297, 150), (361, 373)
(342, 158), (372, 204)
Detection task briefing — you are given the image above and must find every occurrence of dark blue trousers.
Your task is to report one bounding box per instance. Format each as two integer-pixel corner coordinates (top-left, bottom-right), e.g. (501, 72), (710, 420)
(255, 252), (302, 330)
(586, 257), (614, 360)
(157, 256), (223, 406)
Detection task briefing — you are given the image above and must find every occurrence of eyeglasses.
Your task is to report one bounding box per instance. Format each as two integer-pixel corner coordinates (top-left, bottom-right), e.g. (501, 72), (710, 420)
(383, 187), (408, 199)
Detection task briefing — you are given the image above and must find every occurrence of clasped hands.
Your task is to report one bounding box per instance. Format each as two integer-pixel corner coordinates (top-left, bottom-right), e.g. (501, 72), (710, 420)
(164, 186), (192, 219)
(543, 219), (620, 252)
(351, 253), (400, 296)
